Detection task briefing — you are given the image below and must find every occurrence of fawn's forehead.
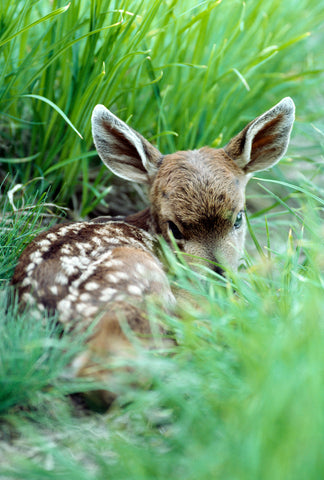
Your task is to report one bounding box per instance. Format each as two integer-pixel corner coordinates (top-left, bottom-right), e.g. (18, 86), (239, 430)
(155, 147), (245, 222)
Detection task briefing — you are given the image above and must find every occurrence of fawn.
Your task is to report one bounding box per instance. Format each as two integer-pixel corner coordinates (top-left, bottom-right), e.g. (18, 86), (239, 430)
(12, 97), (295, 405)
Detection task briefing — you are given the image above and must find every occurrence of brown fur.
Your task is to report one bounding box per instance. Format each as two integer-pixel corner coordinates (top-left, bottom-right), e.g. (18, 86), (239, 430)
(12, 98), (295, 406)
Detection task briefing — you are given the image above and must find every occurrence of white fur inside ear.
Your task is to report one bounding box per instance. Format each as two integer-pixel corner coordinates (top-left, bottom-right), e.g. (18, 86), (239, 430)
(93, 106), (147, 167)
(234, 97), (295, 172)
(92, 105), (158, 183)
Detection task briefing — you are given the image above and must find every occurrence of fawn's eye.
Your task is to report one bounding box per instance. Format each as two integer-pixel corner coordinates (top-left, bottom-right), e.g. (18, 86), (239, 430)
(167, 221), (184, 240)
(234, 211), (244, 229)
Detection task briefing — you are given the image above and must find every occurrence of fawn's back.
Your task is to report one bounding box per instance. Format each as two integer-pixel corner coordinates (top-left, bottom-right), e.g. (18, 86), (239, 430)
(12, 97), (295, 403)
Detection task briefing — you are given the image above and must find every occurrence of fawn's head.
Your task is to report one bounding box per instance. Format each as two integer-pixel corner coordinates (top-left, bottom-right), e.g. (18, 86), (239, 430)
(92, 98), (295, 272)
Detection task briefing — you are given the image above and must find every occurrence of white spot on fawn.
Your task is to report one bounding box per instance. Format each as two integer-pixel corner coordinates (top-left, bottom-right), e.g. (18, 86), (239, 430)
(57, 298), (71, 312)
(55, 272), (69, 285)
(84, 305), (99, 316)
(105, 271), (129, 282)
(22, 292), (36, 305)
(57, 227), (69, 236)
(67, 286), (79, 301)
(21, 277), (31, 287)
(115, 271), (129, 281)
(75, 302), (98, 316)
(47, 233), (57, 241)
(84, 282), (100, 291)
(103, 237), (122, 245)
(80, 292), (91, 302)
(60, 255), (90, 276)
(127, 285), (143, 296)
(50, 285), (58, 295)
(37, 239), (51, 247)
(70, 352), (90, 375)
(106, 274), (118, 284)
(29, 250), (43, 265)
(61, 246), (72, 255)
(135, 263), (147, 276)
(61, 261), (79, 276)
(100, 287), (117, 301)
(76, 242), (92, 251)
(106, 259), (124, 268)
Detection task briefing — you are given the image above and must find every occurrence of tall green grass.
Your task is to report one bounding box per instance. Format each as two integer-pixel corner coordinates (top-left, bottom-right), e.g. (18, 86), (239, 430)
(1, 0), (323, 215)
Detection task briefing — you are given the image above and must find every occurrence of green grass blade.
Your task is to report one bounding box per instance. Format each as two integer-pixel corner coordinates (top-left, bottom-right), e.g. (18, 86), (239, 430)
(0, 3), (70, 48)
(22, 94), (83, 139)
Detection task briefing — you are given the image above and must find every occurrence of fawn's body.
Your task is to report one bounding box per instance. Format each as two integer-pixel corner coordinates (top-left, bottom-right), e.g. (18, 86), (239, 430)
(12, 97), (295, 404)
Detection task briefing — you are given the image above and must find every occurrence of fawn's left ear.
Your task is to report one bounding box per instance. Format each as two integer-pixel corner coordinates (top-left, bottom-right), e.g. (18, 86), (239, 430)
(224, 97), (295, 174)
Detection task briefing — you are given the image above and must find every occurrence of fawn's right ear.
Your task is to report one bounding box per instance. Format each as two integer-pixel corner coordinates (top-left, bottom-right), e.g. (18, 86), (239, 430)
(92, 105), (162, 184)
(224, 97), (295, 175)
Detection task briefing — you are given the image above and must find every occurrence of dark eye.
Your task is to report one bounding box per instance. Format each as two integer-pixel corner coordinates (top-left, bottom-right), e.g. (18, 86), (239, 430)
(167, 221), (183, 240)
(234, 211), (244, 229)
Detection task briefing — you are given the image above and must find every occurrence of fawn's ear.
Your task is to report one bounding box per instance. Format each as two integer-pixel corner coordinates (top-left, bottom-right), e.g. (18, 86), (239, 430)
(224, 97), (295, 174)
(92, 105), (162, 184)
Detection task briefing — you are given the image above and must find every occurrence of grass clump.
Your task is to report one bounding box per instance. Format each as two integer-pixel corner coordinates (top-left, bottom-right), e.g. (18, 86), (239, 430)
(0, 180), (67, 282)
(0, 294), (74, 415)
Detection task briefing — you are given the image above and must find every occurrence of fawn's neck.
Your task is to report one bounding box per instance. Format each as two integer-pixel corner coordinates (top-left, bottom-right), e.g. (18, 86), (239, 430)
(124, 207), (155, 234)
